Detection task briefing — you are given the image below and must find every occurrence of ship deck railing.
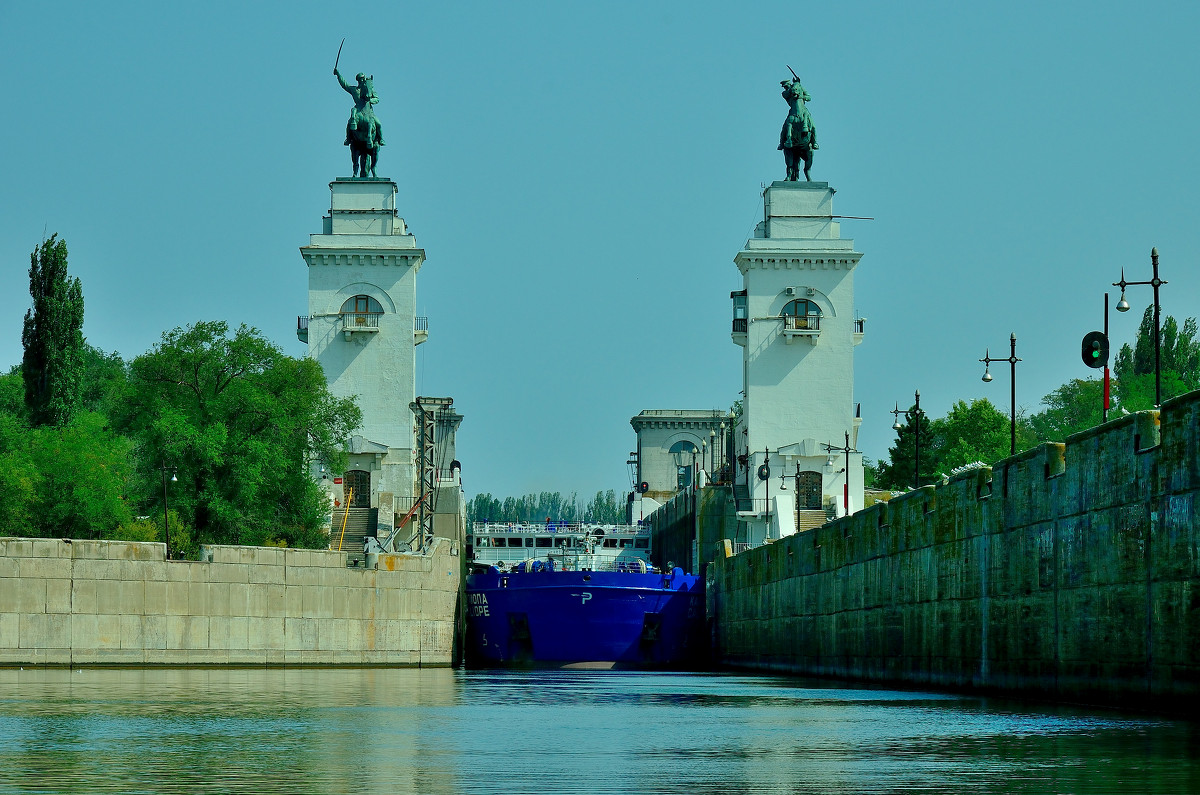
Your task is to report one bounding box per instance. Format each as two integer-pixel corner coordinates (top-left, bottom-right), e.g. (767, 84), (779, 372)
(471, 522), (650, 537)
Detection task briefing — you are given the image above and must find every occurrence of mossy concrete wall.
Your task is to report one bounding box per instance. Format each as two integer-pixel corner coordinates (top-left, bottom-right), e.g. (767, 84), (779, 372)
(647, 484), (733, 576)
(0, 537), (460, 667)
(710, 391), (1200, 711)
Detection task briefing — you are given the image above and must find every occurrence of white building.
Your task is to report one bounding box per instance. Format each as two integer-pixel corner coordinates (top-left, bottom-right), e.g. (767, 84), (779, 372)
(731, 180), (865, 543)
(299, 178), (427, 511)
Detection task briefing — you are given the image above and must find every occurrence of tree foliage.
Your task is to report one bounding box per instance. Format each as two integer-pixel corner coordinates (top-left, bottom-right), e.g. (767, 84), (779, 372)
(1028, 378), (1106, 441)
(931, 399), (1015, 472)
(113, 321), (361, 548)
(466, 489), (626, 525)
(22, 235), (85, 427)
(1112, 306), (1200, 410)
(876, 403), (937, 490)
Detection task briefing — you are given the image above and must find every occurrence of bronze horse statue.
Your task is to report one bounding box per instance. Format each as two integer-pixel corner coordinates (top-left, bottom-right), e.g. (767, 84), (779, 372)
(335, 68), (385, 178)
(779, 77), (817, 181)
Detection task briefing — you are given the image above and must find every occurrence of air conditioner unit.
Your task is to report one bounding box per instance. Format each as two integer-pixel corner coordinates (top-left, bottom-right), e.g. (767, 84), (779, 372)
(784, 287), (795, 296)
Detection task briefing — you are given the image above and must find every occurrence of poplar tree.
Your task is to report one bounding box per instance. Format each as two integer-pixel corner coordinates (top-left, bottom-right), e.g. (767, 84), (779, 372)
(22, 235), (85, 427)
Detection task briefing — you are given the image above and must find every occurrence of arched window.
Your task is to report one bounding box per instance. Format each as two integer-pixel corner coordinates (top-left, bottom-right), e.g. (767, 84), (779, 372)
(781, 298), (821, 331)
(340, 295), (384, 315)
(339, 295), (384, 332)
(669, 441), (699, 490)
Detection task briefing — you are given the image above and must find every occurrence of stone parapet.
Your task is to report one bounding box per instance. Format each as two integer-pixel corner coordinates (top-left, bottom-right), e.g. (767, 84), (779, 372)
(0, 537), (460, 667)
(710, 390), (1200, 714)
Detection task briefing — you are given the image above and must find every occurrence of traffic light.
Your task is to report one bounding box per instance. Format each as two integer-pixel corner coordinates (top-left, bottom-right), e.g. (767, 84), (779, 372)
(1081, 331), (1109, 368)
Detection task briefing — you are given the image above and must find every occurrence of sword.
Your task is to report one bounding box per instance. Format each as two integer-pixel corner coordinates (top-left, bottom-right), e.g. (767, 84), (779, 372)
(786, 65), (802, 83)
(334, 37), (345, 74)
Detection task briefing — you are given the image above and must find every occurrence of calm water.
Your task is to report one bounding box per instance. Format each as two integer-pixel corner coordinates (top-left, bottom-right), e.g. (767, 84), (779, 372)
(0, 668), (1196, 794)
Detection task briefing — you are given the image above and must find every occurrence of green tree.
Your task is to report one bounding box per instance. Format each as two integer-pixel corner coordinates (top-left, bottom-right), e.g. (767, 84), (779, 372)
(582, 489), (623, 523)
(27, 412), (134, 538)
(22, 235), (85, 427)
(931, 398), (1014, 471)
(1028, 378), (1107, 441)
(877, 404), (937, 490)
(1113, 306), (1200, 410)
(0, 413), (37, 533)
(80, 345), (127, 416)
(114, 321), (361, 548)
(0, 369), (25, 419)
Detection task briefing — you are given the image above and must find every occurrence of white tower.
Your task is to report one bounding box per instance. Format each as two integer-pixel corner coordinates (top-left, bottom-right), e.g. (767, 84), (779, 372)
(299, 178), (427, 509)
(731, 180), (864, 542)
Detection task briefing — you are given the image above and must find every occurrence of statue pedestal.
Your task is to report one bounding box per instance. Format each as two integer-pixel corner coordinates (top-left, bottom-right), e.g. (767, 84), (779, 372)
(762, 181), (836, 240)
(322, 178), (407, 236)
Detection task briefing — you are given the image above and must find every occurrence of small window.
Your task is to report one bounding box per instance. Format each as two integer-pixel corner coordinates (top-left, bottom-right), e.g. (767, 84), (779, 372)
(603, 539), (618, 548)
(634, 538), (649, 549)
(535, 537), (552, 548)
(619, 538), (633, 548)
(525, 538), (535, 547)
(782, 298), (821, 318)
(340, 295), (384, 315)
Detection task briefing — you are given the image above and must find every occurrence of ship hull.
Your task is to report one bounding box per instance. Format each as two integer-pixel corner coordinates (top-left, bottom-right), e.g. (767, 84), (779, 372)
(464, 570), (706, 668)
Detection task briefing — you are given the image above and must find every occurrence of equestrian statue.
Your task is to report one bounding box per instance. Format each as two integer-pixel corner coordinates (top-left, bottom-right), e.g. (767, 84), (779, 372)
(778, 67), (818, 182)
(333, 41), (385, 178)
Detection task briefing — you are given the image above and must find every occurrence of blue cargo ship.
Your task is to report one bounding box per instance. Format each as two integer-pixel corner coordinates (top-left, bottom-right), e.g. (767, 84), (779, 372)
(464, 522), (705, 668)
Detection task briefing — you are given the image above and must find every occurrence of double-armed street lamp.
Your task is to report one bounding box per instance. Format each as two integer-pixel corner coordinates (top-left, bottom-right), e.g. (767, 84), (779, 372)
(891, 390), (925, 490)
(980, 332), (1022, 456)
(160, 462), (178, 560)
(1113, 247), (1168, 406)
(822, 431), (859, 515)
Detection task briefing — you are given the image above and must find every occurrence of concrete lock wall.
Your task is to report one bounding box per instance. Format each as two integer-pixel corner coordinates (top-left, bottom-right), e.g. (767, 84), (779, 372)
(0, 537), (460, 667)
(710, 390), (1200, 711)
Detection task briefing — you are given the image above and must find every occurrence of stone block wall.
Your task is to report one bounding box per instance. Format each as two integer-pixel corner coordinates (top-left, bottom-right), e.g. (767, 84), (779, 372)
(0, 537), (460, 667)
(710, 391), (1200, 712)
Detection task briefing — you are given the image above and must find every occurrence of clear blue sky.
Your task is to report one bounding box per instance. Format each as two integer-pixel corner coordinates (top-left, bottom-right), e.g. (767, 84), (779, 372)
(3, 2), (1198, 500)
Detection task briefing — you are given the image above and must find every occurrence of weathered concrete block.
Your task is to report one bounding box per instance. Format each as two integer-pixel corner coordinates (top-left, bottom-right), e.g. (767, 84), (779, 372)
(4, 578), (46, 614)
(168, 614), (209, 650)
(284, 564), (320, 587)
(248, 563), (285, 585)
(20, 613), (71, 648)
(0, 613), (17, 648)
(18, 557), (70, 581)
(285, 617), (318, 650)
(119, 614), (144, 649)
(227, 616), (250, 650)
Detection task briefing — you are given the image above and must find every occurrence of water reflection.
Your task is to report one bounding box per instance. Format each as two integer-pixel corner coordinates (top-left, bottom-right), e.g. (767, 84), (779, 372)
(0, 668), (1196, 794)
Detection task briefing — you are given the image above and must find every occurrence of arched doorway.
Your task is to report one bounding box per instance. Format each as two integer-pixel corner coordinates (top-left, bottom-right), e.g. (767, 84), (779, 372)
(343, 470), (371, 507)
(796, 471), (822, 510)
(670, 441), (699, 490)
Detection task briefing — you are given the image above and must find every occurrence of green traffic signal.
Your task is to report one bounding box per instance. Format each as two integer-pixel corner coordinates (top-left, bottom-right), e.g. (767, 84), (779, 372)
(1081, 331), (1109, 369)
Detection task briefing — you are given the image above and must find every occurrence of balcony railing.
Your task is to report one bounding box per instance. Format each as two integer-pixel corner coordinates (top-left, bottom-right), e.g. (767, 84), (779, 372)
(341, 312), (382, 333)
(853, 318), (865, 334)
(296, 315), (310, 343)
(783, 315), (821, 331)
(415, 316), (428, 332)
(731, 318), (747, 333)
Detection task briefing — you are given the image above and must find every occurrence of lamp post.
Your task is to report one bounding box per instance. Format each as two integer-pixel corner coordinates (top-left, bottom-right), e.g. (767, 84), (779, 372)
(822, 431), (859, 516)
(718, 422), (726, 481)
(891, 390), (925, 489)
(701, 440), (707, 484)
(709, 428), (716, 474)
(160, 462), (178, 560)
(980, 333), (1022, 456)
(1114, 247), (1168, 407)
